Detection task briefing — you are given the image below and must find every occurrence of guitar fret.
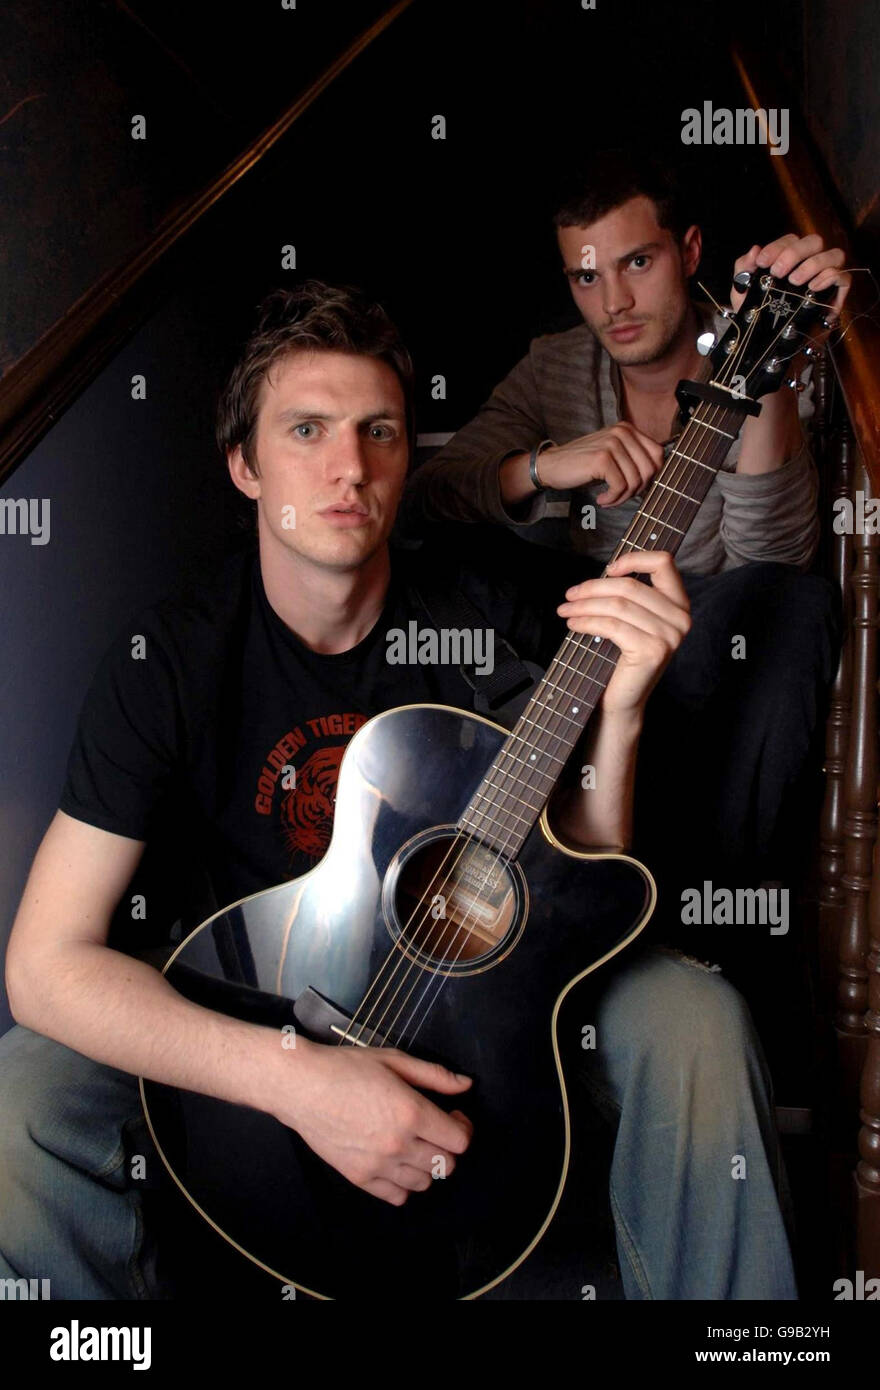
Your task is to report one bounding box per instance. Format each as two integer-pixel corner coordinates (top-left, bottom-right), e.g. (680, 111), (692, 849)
(568, 643), (616, 666)
(459, 816), (510, 847)
(519, 708), (581, 733)
(691, 420), (735, 440)
(482, 762), (555, 795)
(673, 450), (715, 471)
(636, 510), (685, 535)
(654, 479), (697, 503)
(539, 671), (605, 697)
(478, 761), (553, 806)
(466, 798), (533, 831)
(497, 741), (567, 768)
(553, 652), (607, 684)
(471, 782), (548, 824)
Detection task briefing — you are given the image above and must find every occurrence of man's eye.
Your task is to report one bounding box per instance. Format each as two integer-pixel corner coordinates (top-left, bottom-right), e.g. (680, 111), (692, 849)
(630, 255), (651, 270)
(368, 424), (395, 441)
(294, 423), (318, 439)
(576, 272), (596, 288)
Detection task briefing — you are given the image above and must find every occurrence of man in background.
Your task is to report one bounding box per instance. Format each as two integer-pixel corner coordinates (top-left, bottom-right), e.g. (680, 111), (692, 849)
(400, 149), (846, 925)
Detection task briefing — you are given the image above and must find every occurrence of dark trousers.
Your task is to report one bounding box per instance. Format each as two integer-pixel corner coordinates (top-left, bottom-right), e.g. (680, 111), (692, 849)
(630, 560), (840, 1043)
(635, 561), (840, 897)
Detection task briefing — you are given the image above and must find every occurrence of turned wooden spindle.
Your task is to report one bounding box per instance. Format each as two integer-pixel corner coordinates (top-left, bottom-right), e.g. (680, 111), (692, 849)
(836, 452), (879, 1117)
(857, 853), (880, 1277)
(813, 349), (832, 462)
(818, 410), (855, 995)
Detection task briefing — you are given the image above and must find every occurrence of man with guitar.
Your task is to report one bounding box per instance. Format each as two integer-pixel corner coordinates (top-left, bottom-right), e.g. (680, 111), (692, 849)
(399, 150), (849, 907)
(2, 282), (797, 1299)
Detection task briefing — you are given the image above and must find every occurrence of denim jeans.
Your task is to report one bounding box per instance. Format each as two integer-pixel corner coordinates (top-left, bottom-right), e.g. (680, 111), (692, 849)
(0, 946), (797, 1300)
(570, 944), (797, 1299)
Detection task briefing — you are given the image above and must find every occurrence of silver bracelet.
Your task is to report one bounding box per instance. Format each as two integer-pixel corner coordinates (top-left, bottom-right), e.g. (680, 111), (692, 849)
(528, 442), (552, 493)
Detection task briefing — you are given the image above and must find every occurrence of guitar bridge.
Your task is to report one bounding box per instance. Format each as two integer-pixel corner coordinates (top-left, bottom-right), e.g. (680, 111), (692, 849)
(292, 985), (388, 1047)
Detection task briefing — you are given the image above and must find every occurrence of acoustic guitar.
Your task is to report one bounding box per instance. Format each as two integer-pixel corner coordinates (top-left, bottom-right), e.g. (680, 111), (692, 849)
(142, 271), (831, 1298)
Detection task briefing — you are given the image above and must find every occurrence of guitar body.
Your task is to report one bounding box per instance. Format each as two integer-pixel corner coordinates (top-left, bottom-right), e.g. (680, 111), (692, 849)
(142, 703), (655, 1299)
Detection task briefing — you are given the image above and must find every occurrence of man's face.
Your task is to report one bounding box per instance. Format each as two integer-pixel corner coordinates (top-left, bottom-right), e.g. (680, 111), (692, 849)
(557, 194), (700, 366)
(230, 349), (409, 574)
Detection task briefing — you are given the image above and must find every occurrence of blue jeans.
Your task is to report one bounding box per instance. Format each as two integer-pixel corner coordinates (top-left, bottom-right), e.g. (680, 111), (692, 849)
(0, 1022), (169, 1299)
(0, 947), (797, 1300)
(571, 945), (797, 1299)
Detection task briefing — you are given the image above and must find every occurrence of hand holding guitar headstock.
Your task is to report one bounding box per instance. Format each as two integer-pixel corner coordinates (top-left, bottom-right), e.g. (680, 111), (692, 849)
(726, 232), (849, 393)
(692, 256), (838, 417)
(731, 234), (850, 315)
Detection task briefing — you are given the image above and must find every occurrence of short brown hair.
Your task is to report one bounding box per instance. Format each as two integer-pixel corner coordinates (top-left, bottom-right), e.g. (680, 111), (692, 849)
(216, 280), (415, 470)
(553, 149), (691, 242)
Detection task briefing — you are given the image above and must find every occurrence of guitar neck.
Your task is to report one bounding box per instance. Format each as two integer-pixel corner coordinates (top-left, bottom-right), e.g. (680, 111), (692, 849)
(459, 397), (749, 858)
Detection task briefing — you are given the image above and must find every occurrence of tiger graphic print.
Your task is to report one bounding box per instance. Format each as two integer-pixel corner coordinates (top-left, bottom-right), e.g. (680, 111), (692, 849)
(279, 743), (347, 861)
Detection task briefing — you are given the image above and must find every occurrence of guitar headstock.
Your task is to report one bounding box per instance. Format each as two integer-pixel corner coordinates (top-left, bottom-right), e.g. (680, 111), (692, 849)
(702, 270), (835, 407)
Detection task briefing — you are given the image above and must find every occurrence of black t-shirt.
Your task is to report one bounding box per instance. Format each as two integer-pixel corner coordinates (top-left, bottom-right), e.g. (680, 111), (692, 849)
(59, 539), (568, 937)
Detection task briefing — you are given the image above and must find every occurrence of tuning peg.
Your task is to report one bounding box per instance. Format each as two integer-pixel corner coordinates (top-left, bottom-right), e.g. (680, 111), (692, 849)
(697, 331), (716, 356)
(803, 344), (823, 359)
(786, 378), (807, 392)
(822, 315), (839, 330)
(733, 270), (752, 291)
(766, 358), (782, 373)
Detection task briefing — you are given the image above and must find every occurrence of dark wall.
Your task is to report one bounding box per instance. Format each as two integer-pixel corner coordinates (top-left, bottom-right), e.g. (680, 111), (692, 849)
(0, 290), (238, 1034)
(174, 0), (794, 438)
(800, 0), (880, 249)
(0, 0), (391, 374)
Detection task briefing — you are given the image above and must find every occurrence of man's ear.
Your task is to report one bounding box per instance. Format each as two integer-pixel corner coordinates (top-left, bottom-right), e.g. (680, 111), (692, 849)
(227, 444), (261, 500)
(681, 223), (702, 279)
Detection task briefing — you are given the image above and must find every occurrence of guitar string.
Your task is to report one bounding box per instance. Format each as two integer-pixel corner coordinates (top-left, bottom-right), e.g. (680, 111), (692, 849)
(334, 400), (738, 1046)
(339, 280), (799, 1050)
(347, 304), (767, 1050)
(340, 392), (746, 1048)
(377, 292), (779, 1047)
(394, 280), (833, 1051)
(338, 295), (766, 1049)
(389, 405), (746, 1049)
(395, 279), (829, 1050)
(349, 398), (742, 1051)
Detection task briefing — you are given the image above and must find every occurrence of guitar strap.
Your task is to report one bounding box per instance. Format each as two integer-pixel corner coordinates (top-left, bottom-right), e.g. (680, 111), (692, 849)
(408, 576), (544, 727)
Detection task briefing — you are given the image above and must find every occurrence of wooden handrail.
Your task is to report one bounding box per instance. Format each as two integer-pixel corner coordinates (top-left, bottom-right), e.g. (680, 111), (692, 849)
(0, 0), (413, 488)
(732, 48), (880, 495)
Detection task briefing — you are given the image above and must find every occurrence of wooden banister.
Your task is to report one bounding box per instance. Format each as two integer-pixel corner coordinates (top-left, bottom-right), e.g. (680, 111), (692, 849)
(734, 47), (880, 1277)
(837, 457), (877, 1087)
(732, 48), (880, 495)
(0, 0), (413, 489)
(818, 393), (854, 993)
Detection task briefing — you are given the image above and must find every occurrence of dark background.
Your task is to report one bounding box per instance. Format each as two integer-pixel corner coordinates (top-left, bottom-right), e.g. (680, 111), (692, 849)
(4, 0), (874, 419)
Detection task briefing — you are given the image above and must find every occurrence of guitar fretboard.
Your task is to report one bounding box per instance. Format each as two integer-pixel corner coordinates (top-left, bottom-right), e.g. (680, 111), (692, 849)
(459, 398), (747, 858)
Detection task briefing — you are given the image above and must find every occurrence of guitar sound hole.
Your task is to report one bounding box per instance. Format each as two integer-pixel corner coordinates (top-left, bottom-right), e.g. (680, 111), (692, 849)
(391, 833), (519, 966)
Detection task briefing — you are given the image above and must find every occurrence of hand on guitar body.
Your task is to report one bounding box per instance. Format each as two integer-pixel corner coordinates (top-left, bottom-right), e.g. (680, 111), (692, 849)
(272, 1038), (474, 1206)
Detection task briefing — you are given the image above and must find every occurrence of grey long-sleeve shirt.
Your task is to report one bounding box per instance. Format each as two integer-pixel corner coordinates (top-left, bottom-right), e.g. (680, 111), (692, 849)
(401, 310), (819, 574)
